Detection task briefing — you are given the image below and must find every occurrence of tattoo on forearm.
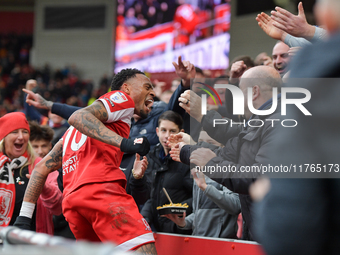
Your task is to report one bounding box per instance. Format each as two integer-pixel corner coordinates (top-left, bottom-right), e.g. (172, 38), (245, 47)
(71, 103), (123, 147)
(88, 103), (108, 120)
(45, 142), (63, 169)
(24, 143), (62, 203)
(136, 243), (157, 255)
(25, 171), (46, 203)
(38, 95), (53, 110)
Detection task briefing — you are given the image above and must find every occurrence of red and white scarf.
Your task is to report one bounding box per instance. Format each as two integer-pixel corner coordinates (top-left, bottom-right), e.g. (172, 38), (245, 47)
(0, 151), (28, 226)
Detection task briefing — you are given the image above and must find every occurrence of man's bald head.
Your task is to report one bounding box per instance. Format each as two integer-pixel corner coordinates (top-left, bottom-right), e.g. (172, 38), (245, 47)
(239, 66), (282, 119)
(242, 65), (281, 78)
(315, 0), (340, 33)
(241, 65), (282, 90)
(317, 0), (340, 10)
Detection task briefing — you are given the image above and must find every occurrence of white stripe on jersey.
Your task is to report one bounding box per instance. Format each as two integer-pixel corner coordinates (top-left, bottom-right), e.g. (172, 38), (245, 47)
(116, 232), (155, 252)
(99, 98), (134, 126)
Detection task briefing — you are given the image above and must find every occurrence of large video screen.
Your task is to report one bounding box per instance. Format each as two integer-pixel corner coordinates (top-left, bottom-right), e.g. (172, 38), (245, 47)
(114, 0), (231, 73)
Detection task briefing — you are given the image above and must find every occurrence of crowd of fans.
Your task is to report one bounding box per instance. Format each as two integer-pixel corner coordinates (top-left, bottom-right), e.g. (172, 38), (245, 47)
(1, 0), (339, 254)
(0, 33), (112, 117)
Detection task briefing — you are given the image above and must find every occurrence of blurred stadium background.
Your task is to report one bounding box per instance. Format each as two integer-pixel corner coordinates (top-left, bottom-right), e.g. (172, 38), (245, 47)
(0, 0), (316, 116)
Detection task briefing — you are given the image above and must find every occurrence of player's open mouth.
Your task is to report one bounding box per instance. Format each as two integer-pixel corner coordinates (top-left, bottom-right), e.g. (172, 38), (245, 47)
(145, 99), (154, 111)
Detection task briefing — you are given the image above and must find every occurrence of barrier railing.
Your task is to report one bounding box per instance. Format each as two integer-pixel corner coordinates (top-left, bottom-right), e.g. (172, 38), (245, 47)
(0, 226), (131, 255)
(153, 233), (265, 255)
(1, 227), (265, 255)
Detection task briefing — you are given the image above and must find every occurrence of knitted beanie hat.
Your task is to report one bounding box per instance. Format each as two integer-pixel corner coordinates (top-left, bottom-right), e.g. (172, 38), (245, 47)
(0, 112), (30, 141)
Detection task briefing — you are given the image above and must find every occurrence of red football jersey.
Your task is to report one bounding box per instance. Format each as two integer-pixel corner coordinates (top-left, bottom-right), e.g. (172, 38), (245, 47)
(62, 90), (134, 197)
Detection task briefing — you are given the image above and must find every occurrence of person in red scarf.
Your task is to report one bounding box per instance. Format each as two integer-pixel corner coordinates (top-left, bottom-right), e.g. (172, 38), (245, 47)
(0, 112), (62, 234)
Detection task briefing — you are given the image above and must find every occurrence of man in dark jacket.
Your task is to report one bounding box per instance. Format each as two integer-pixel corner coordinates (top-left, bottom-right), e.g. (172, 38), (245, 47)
(141, 111), (193, 234)
(177, 65), (282, 240)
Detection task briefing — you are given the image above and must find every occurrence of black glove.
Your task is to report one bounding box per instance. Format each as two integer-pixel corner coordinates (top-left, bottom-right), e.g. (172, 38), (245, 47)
(120, 136), (150, 156)
(13, 216), (32, 230)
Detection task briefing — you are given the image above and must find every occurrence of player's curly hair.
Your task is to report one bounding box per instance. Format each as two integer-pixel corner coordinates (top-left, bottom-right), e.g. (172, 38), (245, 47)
(111, 68), (145, 91)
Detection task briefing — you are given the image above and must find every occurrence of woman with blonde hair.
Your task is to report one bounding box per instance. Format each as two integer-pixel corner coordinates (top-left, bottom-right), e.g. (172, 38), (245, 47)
(0, 112), (62, 234)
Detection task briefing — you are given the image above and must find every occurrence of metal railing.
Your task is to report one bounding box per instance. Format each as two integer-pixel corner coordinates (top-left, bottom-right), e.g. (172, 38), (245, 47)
(0, 226), (132, 255)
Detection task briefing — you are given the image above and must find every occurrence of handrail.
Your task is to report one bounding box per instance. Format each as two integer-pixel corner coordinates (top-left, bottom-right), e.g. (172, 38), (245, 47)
(0, 226), (131, 255)
(0, 226), (74, 246)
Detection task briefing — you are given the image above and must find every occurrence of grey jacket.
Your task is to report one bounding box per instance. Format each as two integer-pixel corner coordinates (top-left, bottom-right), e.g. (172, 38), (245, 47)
(284, 26), (327, 48)
(180, 176), (241, 238)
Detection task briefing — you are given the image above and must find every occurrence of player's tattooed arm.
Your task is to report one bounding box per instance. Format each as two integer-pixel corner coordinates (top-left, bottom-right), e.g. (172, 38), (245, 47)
(23, 140), (62, 204)
(136, 243), (158, 255)
(68, 101), (123, 147)
(45, 140), (63, 170)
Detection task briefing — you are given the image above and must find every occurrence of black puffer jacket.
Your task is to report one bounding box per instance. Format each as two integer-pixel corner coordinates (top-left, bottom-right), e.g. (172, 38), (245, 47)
(141, 143), (193, 234)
